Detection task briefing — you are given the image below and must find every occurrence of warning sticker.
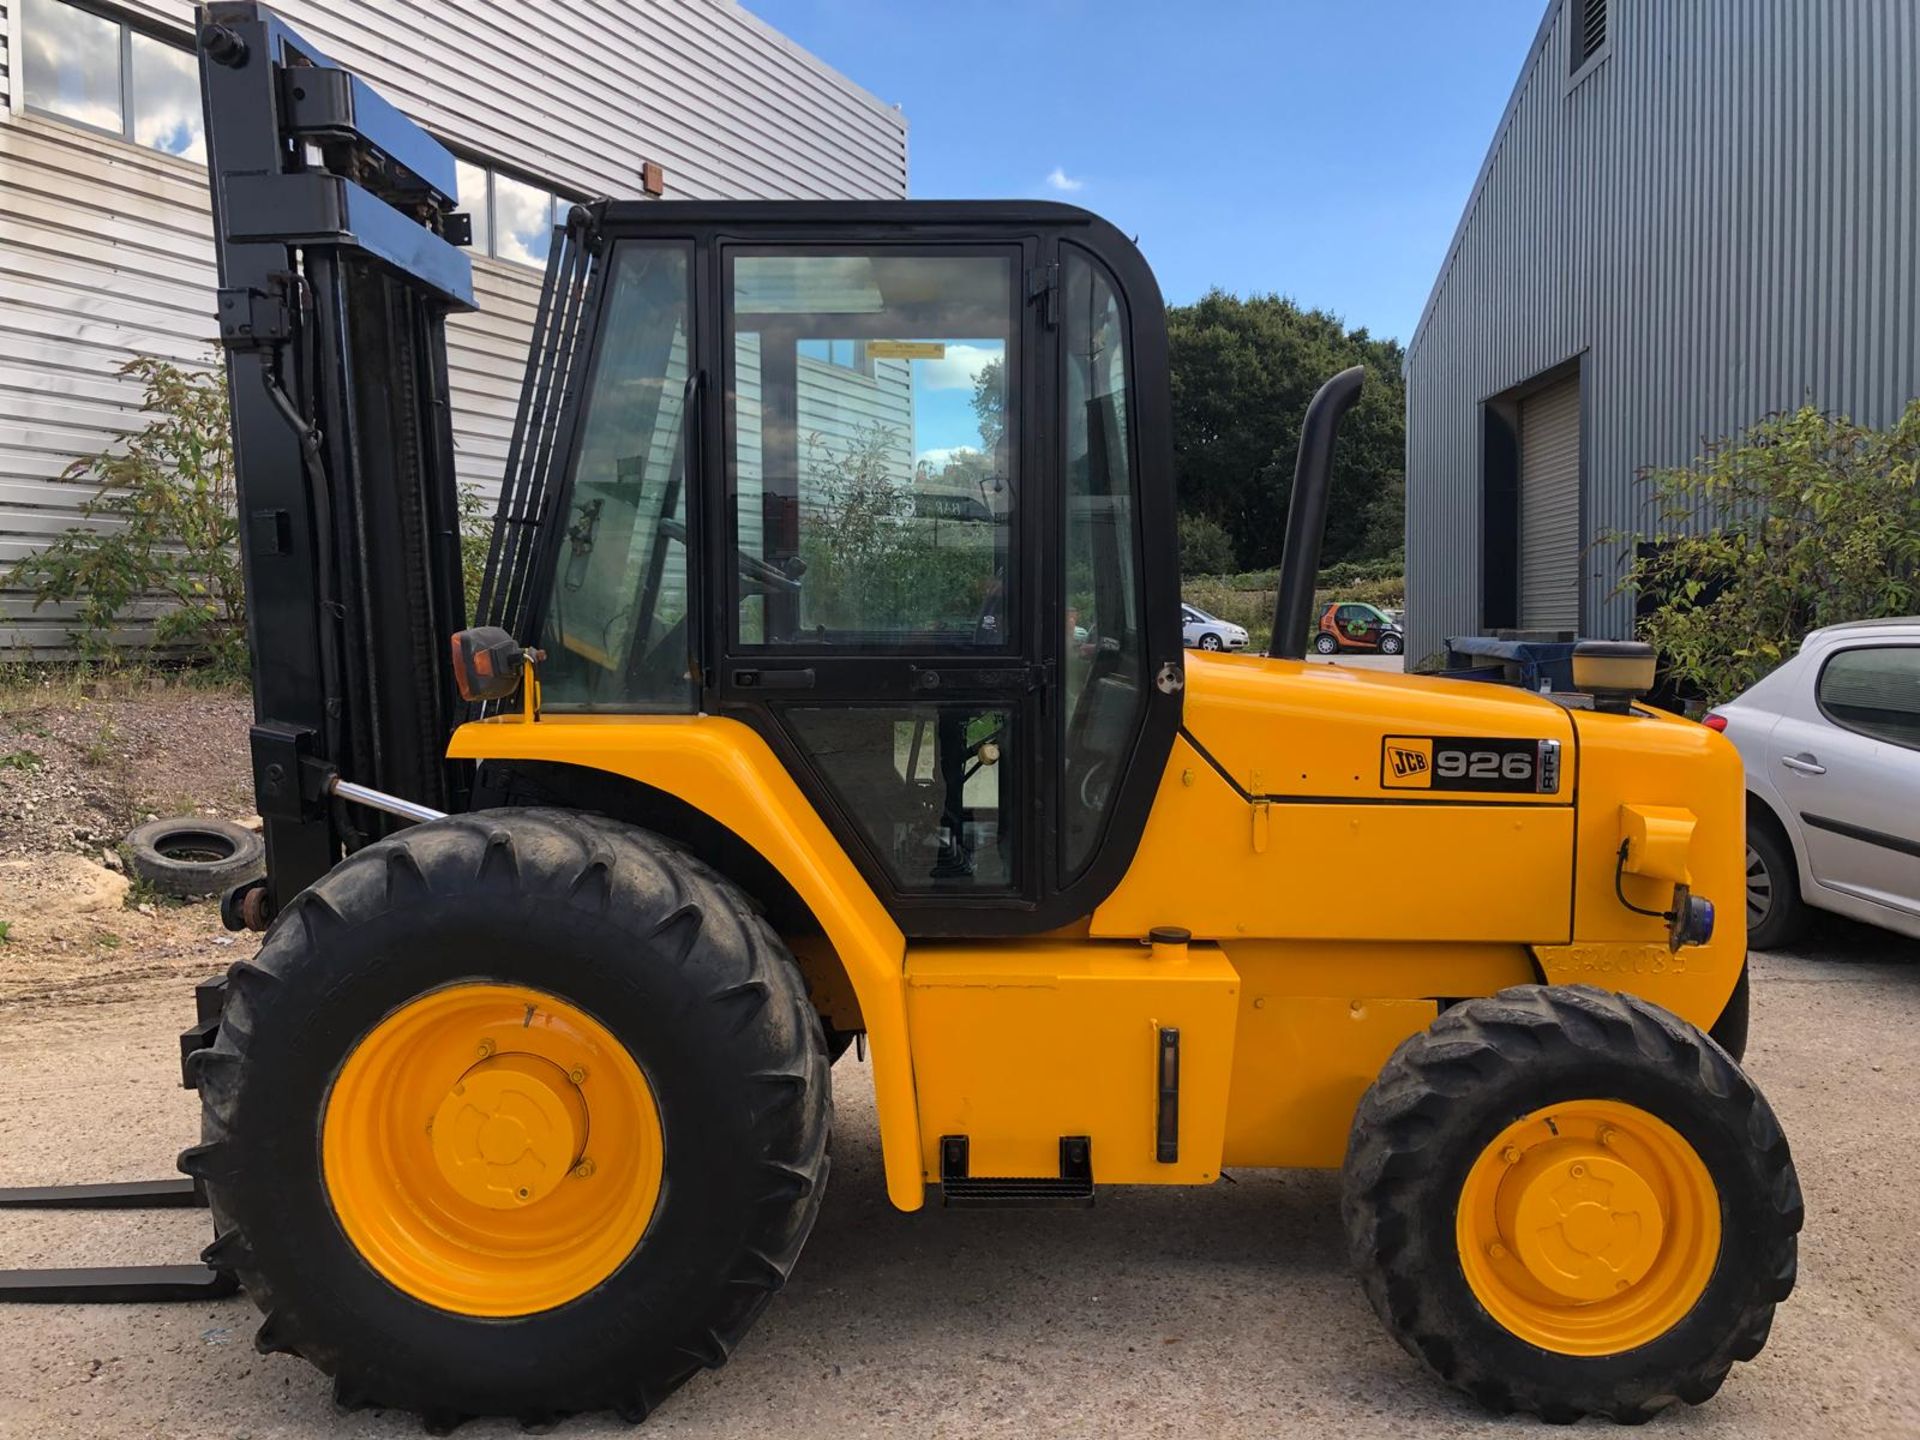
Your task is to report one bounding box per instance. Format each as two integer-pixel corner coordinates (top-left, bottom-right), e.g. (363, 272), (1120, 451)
(867, 340), (947, 360)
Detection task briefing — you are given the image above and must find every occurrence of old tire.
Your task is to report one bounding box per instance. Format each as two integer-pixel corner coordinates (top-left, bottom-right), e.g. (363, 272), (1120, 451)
(182, 809), (830, 1429)
(1342, 984), (1800, 1423)
(122, 816), (264, 898)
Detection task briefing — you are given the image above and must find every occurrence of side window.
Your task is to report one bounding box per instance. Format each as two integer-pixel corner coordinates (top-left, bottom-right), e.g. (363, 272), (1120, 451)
(540, 244), (695, 712)
(1818, 647), (1920, 750)
(728, 252), (1016, 647)
(1060, 246), (1145, 877)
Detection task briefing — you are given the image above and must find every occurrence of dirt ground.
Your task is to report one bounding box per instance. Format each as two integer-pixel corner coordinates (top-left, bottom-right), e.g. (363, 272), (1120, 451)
(0, 683), (1915, 1438)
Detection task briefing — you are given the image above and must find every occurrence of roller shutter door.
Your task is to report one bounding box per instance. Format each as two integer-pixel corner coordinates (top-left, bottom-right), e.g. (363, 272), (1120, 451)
(1518, 377), (1581, 632)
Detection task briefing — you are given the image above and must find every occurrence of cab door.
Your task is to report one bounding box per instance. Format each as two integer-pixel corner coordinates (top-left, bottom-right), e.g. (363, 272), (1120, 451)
(698, 215), (1182, 936)
(714, 240), (1043, 928)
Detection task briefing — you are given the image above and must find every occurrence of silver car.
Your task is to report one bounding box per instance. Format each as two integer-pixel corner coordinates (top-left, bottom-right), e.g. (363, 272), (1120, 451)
(1180, 603), (1249, 652)
(1708, 618), (1920, 948)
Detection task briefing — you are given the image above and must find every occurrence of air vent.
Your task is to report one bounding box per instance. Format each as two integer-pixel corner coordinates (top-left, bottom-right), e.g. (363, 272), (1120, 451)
(1571, 0), (1607, 72)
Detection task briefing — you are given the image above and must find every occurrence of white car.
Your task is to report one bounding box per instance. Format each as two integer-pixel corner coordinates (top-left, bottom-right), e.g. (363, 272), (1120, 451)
(1707, 618), (1920, 948)
(1181, 603), (1249, 652)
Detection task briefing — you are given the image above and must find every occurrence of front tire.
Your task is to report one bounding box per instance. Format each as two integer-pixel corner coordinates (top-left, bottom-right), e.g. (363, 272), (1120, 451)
(1342, 985), (1800, 1423)
(1199, 632), (1224, 651)
(184, 810), (831, 1428)
(1380, 632), (1403, 655)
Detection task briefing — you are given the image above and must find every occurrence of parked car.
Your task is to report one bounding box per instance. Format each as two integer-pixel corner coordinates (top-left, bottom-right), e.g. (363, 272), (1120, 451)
(1707, 618), (1920, 947)
(1313, 600), (1404, 656)
(1180, 603), (1249, 652)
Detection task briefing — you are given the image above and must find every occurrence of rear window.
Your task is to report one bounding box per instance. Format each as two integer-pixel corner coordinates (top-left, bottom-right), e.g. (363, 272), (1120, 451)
(1817, 645), (1920, 750)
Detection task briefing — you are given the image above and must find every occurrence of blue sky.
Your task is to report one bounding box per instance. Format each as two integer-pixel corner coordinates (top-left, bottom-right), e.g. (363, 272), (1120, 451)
(746, 0), (1546, 346)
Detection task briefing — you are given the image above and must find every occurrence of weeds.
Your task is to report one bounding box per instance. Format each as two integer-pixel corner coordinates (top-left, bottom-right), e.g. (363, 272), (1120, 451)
(0, 749), (41, 772)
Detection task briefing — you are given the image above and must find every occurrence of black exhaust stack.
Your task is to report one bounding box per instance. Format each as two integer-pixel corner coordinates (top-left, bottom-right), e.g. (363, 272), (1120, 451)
(1269, 366), (1367, 659)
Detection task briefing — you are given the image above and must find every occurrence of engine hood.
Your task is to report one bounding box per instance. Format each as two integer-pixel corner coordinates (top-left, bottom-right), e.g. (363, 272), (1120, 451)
(1180, 652), (1575, 803)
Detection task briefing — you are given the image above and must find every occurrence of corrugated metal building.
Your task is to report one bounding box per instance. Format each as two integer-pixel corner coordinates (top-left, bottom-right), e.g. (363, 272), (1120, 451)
(0, 0), (908, 654)
(1404, 0), (1920, 665)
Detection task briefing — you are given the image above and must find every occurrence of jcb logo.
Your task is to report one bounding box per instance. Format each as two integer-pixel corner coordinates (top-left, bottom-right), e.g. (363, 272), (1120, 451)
(1387, 745), (1428, 778)
(1382, 740), (1434, 788)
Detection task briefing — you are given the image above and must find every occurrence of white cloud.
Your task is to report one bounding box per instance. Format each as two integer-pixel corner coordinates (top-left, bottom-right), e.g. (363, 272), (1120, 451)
(1045, 166), (1086, 193)
(916, 342), (1002, 392)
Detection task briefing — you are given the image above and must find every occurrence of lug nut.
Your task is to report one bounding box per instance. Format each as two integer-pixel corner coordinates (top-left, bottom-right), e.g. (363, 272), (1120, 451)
(573, 1159), (596, 1179)
(1569, 1162), (1587, 1179)
(1488, 1242), (1508, 1260)
(476, 1038), (496, 1059)
(1597, 1126), (1617, 1149)
(568, 1066), (587, 1085)
(1501, 1146), (1521, 1166)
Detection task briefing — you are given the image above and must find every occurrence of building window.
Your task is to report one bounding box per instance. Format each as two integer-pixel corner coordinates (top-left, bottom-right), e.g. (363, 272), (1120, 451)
(21, 0), (205, 161)
(796, 338), (870, 374)
(451, 155), (581, 269)
(1569, 0), (1607, 73)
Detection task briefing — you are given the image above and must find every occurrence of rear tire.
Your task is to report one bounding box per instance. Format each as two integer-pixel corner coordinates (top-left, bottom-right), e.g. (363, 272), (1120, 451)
(1746, 819), (1807, 951)
(1313, 632), (1340, 655)
(1342, 985), (1800, 1423)
(183, 809), (830, 1428)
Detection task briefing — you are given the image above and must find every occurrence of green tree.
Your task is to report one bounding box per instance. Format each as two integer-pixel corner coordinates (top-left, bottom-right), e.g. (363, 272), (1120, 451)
(971, 355), (1006, 456)
(1167, 291), (1406, 571)
(1178, 512), (1238, 574)
(1617, 400), (1920, 703)
(6, 357), (245, 675)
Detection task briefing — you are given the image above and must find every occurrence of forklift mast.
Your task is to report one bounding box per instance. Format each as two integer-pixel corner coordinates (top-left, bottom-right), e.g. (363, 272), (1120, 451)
(198, 1), (478, 919)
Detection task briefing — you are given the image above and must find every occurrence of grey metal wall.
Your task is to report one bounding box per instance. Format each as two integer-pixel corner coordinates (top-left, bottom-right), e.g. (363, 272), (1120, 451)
(0, 0), (908, 654)
(1405, 0), (1920, 664)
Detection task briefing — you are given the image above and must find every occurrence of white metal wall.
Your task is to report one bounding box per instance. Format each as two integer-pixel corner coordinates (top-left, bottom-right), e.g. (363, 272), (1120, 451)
(0, 0), (909, 654)
(1404, 0), (1920, 663)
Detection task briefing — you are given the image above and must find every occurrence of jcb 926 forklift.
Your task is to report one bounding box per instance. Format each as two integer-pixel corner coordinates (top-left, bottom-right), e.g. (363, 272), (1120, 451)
(33, 5), (1805, 1427)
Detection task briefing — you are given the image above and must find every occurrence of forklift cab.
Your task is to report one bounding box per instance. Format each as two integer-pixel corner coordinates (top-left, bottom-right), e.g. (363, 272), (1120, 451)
(522, 206), (1183, 934)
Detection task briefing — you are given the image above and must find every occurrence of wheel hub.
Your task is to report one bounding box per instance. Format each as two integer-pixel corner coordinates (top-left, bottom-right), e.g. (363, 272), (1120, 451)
(431, 1054), (587, 1209)
(1501, 1143), (1665, 1302)
(1456, 1099), (1721, 1355)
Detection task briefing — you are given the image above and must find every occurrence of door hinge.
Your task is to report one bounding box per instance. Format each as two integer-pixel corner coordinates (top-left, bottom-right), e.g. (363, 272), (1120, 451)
(1026, 262), (1059, 328)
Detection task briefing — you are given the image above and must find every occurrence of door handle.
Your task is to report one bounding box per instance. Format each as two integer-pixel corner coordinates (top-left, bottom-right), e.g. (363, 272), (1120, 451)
(1779, 753), (1826, 776)
(733, 667), (814, 691)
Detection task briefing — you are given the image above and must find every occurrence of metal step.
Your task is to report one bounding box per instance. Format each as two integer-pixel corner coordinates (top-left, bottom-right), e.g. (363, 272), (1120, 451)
(938, 1134), (1096, 1208)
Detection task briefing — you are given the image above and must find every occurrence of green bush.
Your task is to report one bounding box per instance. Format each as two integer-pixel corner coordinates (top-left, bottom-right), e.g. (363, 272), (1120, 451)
(1616, 400), (1920, 704)
(6, 358), (244, 677)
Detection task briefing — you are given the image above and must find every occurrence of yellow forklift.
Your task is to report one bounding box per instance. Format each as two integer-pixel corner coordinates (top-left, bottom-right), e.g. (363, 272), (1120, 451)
(1, 4), (1798, 1428)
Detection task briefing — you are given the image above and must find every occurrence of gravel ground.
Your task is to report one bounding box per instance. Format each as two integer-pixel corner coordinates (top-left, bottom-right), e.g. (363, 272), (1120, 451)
(0, 920), (1914, 1439)
(0, 678), (253, 860)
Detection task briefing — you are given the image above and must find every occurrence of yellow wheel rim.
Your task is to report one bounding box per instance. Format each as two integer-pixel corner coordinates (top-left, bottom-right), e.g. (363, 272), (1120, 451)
(1456, 1099), (1720, 1356)
(323, 983), (663, 1317)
